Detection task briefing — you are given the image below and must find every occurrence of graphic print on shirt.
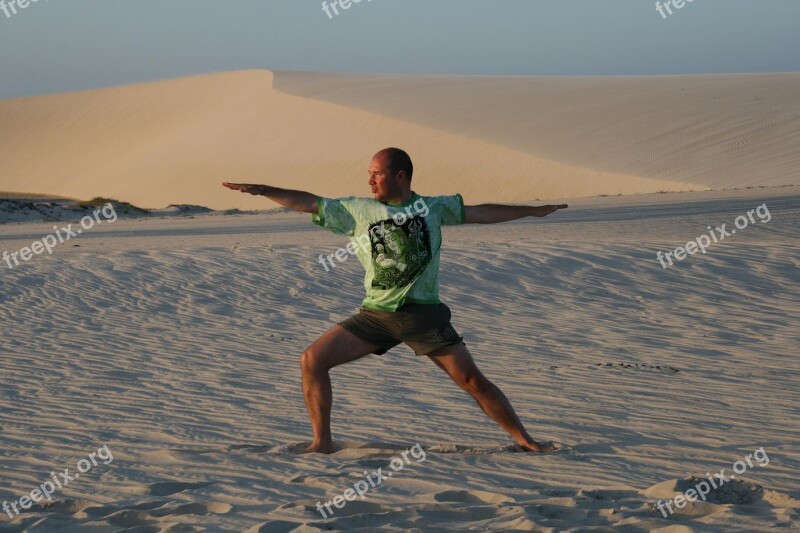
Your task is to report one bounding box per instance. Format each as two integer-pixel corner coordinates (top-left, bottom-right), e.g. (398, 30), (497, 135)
(369, 216), (432, 290)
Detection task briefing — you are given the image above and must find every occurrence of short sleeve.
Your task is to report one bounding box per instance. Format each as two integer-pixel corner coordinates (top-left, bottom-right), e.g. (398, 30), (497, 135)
(438, 193), (466, 226)
(312, 196), (357, 236)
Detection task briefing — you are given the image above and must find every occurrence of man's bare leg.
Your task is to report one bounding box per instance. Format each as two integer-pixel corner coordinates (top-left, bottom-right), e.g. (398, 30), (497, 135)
(428, 342), (551, 452)
(301, 325), (380, 454)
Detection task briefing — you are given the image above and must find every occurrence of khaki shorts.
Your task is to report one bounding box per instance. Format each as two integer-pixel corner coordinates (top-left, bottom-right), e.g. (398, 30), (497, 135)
(338, 302), (464, 356)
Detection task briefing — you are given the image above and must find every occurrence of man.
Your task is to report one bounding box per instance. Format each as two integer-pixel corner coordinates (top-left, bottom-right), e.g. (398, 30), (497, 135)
(223, 148), (567, 453)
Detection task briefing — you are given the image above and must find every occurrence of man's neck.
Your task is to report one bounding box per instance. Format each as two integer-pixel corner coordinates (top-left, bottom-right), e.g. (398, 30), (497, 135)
(383, 190), (414, 206)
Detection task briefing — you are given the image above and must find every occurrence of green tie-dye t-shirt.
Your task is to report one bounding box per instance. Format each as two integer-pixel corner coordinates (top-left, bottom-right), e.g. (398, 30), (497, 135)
(312, 192), (466, 311)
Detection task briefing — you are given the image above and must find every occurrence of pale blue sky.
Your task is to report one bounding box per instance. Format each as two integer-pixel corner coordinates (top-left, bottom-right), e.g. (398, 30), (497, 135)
(0, 0), (798, 99)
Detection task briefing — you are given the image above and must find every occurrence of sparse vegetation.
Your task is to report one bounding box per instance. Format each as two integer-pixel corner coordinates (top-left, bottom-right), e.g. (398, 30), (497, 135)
(76, 197), (149, 215)
(76, 197), (122, 207)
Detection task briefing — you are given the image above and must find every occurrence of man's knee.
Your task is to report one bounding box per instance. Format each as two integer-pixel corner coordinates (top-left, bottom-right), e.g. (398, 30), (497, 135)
(301, 347), (324, 374)
(460, 371), (492, 395)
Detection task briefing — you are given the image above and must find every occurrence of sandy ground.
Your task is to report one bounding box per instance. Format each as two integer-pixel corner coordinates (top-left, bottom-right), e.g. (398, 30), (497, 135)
(0, 187), (797, 531)
(2, 70), (799, 211)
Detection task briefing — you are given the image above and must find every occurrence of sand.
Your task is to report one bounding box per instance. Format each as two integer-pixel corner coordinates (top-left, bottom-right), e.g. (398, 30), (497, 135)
(0, 69), (798, 531)
(0, 186), (798, 531)
(1, 70), (799, 211)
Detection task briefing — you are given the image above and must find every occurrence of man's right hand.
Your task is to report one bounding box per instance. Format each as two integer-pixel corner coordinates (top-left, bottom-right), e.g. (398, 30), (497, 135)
(223, 182), (265, 196)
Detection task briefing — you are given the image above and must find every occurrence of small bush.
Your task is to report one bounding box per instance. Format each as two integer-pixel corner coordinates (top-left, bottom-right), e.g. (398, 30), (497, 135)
(77, 197), (121, 207)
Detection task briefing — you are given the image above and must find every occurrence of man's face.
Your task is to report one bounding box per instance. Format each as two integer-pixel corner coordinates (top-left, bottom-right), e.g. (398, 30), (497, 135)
(368, 155), (401, 201)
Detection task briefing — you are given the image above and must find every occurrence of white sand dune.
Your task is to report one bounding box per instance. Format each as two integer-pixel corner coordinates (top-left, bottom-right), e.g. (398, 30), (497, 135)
(274, 71), (800, 191)
(2, 69), (796, 212)
(0, 188), (798, 531)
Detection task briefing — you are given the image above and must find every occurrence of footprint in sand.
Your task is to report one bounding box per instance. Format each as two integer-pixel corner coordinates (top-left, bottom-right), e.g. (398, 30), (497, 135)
(23, 498), (93, 516)
(104, 509), (158, 528)
(147, 481), (216, 496)
(426, 442), (569, 455)
(524, 501), (589, 522)
(227, 443), (273, 454)
(81, 500), (188, 520)
(261, 441), (427, 456)
(149, 501), (233, 517)
(596, 362), (679, 372)
(576, 488), (640, 501)
(254, 508), (401, 532)
(546, 362), (680, 373)
(353, 458), (392, 469)
(645, 476), (773, 521)
(265, 442), (313, 455)
(128, 500), (172, 511)
(677, 476), (763, 505)
(168, 446), (225, 456)
(432, 489), (513, 505)
(287, 472), (350, 487)
(246, 519), (301, 533)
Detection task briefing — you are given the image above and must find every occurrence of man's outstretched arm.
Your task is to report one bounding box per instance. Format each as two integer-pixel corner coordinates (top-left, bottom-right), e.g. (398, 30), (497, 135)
(464, 203), (568, 224)
(222, 183), (318, 214)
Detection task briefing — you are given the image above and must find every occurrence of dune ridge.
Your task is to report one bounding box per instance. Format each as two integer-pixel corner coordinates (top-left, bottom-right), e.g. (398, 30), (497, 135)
(0, 69), (748, 210)
(274, 71), (800, 191)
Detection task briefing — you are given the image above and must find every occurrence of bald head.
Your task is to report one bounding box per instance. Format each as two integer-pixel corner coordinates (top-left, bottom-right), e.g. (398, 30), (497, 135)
(368, 148), (414, 203)
(374, 147), (413, 183)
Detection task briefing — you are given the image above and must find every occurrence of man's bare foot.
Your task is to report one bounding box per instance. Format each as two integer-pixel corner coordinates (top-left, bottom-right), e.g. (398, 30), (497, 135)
(518, 441), (557, 453)
(305, 441), (336, 454)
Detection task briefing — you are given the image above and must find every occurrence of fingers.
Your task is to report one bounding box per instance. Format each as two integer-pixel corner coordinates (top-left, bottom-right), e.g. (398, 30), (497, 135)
(222, 182), (254, 194)
(541, 204), (568, 216)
